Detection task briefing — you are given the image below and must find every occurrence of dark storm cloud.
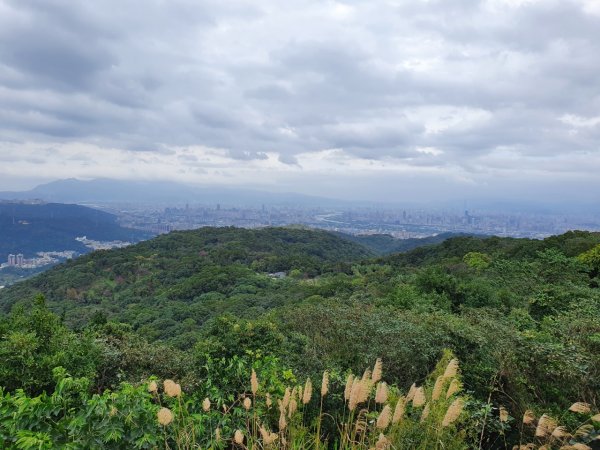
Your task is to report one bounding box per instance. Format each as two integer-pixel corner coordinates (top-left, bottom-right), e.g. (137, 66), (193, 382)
(0, 0), (599, 198)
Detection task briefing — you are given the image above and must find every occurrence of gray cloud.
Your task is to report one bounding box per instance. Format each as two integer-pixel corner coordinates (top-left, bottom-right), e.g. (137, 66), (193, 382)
(0, 0), (599, 202)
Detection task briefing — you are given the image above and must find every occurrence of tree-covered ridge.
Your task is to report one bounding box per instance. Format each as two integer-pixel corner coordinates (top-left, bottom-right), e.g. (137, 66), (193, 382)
(0, 227), (374, 342)
(0, 202), (149, 260)
(335, 231), (471, 255)
(1, 227), (599, 448)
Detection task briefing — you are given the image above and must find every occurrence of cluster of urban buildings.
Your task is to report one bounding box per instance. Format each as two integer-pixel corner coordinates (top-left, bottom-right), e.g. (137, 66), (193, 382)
(1, 251), (76, 271)
(111, 203), (600, 239)
(6, 253), (24, 266)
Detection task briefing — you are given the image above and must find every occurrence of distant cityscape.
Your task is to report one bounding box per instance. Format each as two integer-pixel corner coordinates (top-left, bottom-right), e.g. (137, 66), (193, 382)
(1, 250), (76, 270)
(0, 238), (132, 273)
(111, 203), (600, 240)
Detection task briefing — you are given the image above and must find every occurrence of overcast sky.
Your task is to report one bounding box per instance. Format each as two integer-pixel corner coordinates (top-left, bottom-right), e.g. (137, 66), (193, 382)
(0, 0), (599, 204)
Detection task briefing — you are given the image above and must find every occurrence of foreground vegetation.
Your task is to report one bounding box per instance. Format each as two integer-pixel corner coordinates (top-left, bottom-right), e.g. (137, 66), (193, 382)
(1, 227), (599, 448)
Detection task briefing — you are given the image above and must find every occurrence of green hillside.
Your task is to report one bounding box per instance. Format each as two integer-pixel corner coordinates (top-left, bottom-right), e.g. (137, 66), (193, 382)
(1, 227), (599, 449)
(0, 202), (149, 261)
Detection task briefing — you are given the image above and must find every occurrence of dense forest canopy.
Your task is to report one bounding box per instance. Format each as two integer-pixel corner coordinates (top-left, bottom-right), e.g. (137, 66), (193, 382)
(1, 226), (599, 448)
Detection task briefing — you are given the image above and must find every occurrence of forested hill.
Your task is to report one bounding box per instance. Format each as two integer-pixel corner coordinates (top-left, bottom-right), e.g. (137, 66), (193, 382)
(1, 226), (600, 448)
(0, 227), (374, 340)
(0, 202), (149, 260)
(382, 229), (600, 267)
(335, 231), (470, 255)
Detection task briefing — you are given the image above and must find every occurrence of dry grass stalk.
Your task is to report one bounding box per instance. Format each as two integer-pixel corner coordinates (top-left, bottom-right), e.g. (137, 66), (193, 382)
(431, 376), (444, 401)
(321, 371), (329, 397)
(442, 398), (464, 427)
(443, 359), (459, 378)
(564, 445), (592, 450)
(372, 358), (383, 383)
(591, 413), (600, 422)
(266, 393), (272, 407)
(288, 398), (298, 418)
(163, 379), (182, 397)
(349, 379), (362, 411)
(282, 388), (291, 409)
(303, 378), (313, 404)
(446, 378), (460, 399)
(243, 397), (252, 411)
(412, 387), (426, 407)
(278, 411), (287, 431)
(420, 403), (430, 422)
(251, 369), (259, 395)
(215, 427), (221, 442)
(551, 426), (569, 438)
(260, 426), (278, 446)
(344, 374), (354, 401)
(392, 397), (406, 424)
(499, 406), (508, 422)
(406, 383), (417, 401)
(574, 424), (594, 438)
(522, 409), (535, 425)
(354, 409), (368, 435)
(147, 381), (158, 393)
(512, 445), (535, 450)
(157, 407), (173, 426)
(376, 405), (392, 430)
(535, 414), (557, 437)
(569, 402), (591, 414)
(234, 429), (244, 445)
(375, 382), (389, 404)
(375, 433), (390, 450)
(202, 397), (211, 412)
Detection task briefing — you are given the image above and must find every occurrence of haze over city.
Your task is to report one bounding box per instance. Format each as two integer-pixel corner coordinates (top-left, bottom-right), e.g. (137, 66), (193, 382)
(0, 0), (599, 207)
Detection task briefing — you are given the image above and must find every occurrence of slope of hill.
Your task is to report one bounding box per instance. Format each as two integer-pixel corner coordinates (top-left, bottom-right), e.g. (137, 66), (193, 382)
(0, 226), (373, 342)
(0, 227), (599, 448)
(0, 202), (149, 262)
(335, 231), (471, 255)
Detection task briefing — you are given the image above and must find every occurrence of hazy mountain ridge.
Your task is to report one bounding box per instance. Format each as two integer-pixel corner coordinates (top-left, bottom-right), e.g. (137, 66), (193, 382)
(0, 178), (350, 206)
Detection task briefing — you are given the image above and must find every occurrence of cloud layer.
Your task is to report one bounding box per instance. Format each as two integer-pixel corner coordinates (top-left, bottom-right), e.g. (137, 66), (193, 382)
(0, 0), (599, 203)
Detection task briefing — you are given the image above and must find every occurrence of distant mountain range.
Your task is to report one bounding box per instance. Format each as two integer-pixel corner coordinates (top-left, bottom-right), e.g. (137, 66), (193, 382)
(0, 178), (348, 206)
(0, 202), (149, 261)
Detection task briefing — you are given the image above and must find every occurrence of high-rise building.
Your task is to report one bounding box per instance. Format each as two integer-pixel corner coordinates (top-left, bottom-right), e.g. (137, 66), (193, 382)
(8, 254), (16, 266)
(16, 254), (24, 266)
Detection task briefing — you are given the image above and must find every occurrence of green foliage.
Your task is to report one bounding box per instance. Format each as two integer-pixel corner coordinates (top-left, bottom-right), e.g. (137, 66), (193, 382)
(1, 227), (600, 448)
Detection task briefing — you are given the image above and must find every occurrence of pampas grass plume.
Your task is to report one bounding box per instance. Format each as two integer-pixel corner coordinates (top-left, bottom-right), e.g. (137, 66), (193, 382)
(375, 382), (389, 404)
(344, 374), (354, 401)
(372, 358), (383, 383)
(569, 402), (591, 414)
(163, 379), (181, 397)
(522, 409), (535, 425)
(157, 407), (173, 426)
(234, 429), (244, 445)
(443, 359), (459, 378)
(321, 371), (329, 397)
(251, 369), (259, 395)
(376, 405), (392, 430)
(442, 398), (464, 427)
(303, 378), (313, 404)
(412, 387), (426, 407)
(392, 397), (406, 424)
